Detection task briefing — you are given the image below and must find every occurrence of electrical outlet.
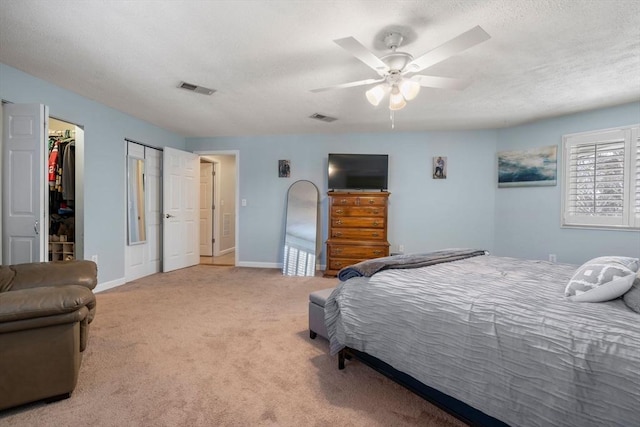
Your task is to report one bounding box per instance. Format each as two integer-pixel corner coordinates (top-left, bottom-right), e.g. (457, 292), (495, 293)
(548, 254), (557, 263)
(399, 244), (405, 253)
(91, 255), (98, 265)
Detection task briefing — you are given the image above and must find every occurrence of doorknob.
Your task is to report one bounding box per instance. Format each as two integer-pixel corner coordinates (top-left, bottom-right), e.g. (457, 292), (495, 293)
(34, 220), (40, 235)
(165, 214), (175, 219)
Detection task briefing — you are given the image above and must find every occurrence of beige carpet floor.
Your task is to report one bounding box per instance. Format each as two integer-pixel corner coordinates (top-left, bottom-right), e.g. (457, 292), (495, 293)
(0, 266), (468, 427)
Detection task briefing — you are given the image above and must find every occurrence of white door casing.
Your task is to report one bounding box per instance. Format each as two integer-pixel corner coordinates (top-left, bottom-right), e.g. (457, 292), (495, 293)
(193, 150), (238, 265)
(212, 162), (221, 257)
(163, 147), (199, 272)
(199, 162), (213, 256)
(73, 125), (85, 260)
(2, 104), (48, 264)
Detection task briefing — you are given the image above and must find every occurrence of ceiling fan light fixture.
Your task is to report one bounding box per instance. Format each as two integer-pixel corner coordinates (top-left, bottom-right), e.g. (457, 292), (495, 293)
(313, 25), (491, 118)
(399, 78), (421, 101)
(365, 84), (387, 106)
(389, 86), (406, 111)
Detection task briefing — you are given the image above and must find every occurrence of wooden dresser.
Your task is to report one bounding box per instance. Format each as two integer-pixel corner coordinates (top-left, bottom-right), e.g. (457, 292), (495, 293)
(324, 191), (390, 277)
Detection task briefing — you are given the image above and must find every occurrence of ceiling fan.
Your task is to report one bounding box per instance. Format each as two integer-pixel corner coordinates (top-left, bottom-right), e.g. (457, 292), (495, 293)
(311, 26), (491, 111)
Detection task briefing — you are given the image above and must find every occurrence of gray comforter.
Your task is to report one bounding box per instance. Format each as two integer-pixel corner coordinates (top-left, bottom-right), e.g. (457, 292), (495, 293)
(325, 254), (640, 427)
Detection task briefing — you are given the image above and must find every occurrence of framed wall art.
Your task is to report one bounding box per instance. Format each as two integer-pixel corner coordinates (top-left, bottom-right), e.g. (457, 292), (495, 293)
(498, 145), (557, 187)
(433, 156), (447, 179)
(278, 160), (291, 178)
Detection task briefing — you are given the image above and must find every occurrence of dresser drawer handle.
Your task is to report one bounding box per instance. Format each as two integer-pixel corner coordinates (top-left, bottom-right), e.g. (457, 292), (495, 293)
(336, 209), (344, 214)
(373, 250), (382, 255)
(372, 221), (379, 226)
(340, 199), (347, 204)
(372, 210), (379, 214)
(334, 231), (342, 237)
(336, 220), (342, 225)
(372, 232), (379, 237)
(368, 200), (375, 204)
(335, 262), (343, 267)
(334, 248), (342, 254)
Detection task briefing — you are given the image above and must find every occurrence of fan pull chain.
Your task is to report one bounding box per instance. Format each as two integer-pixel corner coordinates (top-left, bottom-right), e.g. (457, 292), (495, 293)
(390, 110), (395, 129)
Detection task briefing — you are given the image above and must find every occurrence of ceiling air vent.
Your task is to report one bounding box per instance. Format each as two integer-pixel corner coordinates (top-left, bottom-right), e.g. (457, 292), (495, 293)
(178, 81), (216, 95)
(309, 113), (337, 123)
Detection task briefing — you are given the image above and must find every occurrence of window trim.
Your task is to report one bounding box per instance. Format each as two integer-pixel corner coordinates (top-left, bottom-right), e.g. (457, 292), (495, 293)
(561, 124), (640, 231)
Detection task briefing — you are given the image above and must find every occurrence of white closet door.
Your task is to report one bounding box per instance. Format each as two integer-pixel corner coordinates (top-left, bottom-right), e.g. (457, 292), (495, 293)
(163, 147), (199, 272)
(2, 104), (48, 264)
(124, 142), (146, 281)
(124, 143), (162, 282)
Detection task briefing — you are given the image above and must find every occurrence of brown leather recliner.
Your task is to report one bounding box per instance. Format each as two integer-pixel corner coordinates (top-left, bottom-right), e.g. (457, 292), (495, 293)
(0, 260), (97, 411)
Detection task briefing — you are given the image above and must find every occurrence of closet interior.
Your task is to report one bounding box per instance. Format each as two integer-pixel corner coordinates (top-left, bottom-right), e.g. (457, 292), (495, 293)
(48, 118), (76, 260)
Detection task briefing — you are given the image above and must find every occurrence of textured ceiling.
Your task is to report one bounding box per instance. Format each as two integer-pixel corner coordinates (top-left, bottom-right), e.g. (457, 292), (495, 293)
(1, 0), (639, 137)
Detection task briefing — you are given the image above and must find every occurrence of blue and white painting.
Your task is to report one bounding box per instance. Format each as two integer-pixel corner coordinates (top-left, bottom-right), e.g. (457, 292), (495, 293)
(498, 145), (557, 187)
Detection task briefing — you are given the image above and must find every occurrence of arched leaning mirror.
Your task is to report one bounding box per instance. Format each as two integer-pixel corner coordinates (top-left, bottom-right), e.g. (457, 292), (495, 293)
(127, 155), (147, 245)
(283, 180), (320, 276)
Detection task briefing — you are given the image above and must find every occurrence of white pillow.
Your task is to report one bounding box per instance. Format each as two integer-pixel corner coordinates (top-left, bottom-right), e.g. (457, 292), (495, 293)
(565, 256), (639, 303)
(623, 274), (640, 313)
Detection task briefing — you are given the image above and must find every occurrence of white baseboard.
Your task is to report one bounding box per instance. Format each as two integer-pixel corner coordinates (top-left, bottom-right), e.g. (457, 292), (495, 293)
(94, 277), (126, 293)
(236, 261), (280, 269)
(235, 261), (327, 271)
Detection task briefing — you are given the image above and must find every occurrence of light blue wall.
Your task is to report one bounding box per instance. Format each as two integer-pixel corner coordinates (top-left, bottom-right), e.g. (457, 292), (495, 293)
(0, 63), (186, 283)
(188, 130), (498, 266)
(3, 61), (636, 276)
(494, 102), (640, 264)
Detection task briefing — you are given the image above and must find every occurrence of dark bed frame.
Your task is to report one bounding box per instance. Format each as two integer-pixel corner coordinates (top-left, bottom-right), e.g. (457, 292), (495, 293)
(338, 347), (509, 427)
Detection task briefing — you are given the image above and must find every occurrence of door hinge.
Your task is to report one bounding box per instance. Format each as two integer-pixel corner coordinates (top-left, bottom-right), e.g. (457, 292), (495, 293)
(212, 238), (215, 243)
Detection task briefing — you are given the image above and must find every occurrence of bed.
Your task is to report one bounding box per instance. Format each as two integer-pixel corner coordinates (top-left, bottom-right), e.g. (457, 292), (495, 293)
(325, 250), (640, 427)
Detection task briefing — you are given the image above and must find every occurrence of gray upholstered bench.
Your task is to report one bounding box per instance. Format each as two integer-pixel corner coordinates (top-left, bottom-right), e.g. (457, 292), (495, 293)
(308, 288), (334, 340)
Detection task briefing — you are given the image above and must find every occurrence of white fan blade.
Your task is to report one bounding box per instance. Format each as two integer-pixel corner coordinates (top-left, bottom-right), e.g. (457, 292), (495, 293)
(333, 37), (389, 75)
(412, 75), (471, 90)
(406, 26), (490, 73)
(310, 77), (384, 93)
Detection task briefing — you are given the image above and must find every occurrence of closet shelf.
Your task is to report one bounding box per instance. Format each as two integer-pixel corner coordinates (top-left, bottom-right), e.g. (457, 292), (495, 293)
(49, 239), (75, 261)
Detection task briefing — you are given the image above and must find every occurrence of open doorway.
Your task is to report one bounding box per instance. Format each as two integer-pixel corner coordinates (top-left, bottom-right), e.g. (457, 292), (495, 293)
(198, 153), (237, 266)
(48, 117), (84, 261)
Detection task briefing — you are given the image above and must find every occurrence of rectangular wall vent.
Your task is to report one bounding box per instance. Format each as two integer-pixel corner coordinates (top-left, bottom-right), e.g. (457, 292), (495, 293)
(309, 113), (337, 123)
(178, 81), (216, 95)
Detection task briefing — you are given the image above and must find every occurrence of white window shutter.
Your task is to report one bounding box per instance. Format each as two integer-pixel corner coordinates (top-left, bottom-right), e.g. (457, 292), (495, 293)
(562, 126), (639, 230)
(632, 128), (640, 228)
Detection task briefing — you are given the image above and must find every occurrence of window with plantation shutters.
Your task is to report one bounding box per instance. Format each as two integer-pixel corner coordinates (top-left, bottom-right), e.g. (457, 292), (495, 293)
(562, 126), (640, 229)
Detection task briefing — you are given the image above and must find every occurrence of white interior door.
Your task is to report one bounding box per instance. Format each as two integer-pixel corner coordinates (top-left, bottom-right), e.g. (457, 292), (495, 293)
(199, 162), (213, 256)
(2, 104), (48, 264)
(163, 147), (199, 272)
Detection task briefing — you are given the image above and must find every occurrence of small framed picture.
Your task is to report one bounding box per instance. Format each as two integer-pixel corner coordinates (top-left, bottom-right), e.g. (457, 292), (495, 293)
(278, 160), (291, 178)
(433, 156), (447, 179)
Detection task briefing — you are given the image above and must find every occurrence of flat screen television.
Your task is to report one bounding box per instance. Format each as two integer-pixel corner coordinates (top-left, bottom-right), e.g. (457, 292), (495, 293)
(328, 153), (388, 190)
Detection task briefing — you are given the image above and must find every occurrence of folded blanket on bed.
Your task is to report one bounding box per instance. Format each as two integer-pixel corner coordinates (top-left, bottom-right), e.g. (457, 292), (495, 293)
(337, 248), (487, 281)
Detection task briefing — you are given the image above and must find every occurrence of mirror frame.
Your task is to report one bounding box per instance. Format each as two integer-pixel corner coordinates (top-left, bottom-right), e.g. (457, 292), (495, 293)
(282, 180), (320, 276)
(127, 155), (147, 245)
